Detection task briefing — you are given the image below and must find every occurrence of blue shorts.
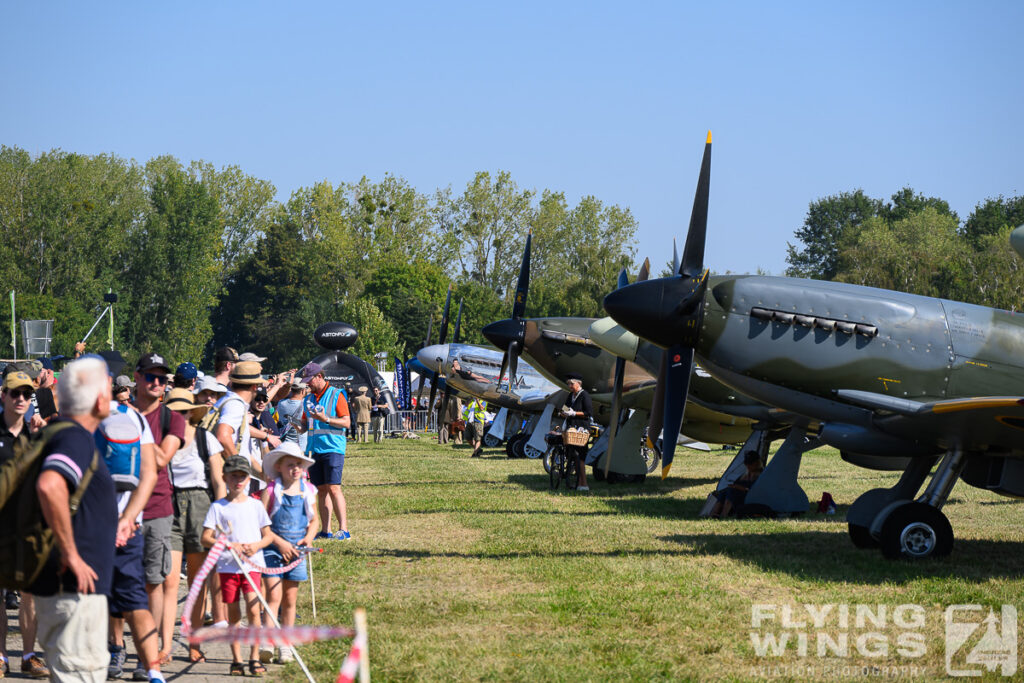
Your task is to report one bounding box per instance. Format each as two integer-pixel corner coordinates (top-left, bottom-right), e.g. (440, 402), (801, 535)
(309, 451), (344, 487)
(109, 531), (148, 615)
(264, 546), (309, 582)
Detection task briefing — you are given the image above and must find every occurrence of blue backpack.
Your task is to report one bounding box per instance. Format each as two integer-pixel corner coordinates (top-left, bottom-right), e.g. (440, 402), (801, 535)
(95, 409), (147, 492)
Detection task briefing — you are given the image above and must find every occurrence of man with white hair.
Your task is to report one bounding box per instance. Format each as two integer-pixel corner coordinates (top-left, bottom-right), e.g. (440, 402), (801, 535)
(30, 356), (118, 682)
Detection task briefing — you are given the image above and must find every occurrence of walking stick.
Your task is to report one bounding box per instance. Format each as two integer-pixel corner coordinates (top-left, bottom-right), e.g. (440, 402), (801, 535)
(218, 525), (317, 683)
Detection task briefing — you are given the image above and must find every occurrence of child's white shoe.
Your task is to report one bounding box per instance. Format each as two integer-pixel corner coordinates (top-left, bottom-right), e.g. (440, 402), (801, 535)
(279, 647), (294, 663)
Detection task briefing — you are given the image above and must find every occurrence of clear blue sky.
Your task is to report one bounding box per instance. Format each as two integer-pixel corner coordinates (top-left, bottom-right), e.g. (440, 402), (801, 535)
(2, 1), (1021, 275)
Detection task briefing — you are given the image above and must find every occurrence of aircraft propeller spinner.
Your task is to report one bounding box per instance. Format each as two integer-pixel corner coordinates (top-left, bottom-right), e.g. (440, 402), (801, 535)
(603, 131), (712, 478)
(481, 229), (532, 393)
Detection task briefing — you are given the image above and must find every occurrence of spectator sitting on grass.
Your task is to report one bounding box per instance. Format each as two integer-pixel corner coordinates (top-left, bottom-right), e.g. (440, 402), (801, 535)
(710, 451), (764, 519)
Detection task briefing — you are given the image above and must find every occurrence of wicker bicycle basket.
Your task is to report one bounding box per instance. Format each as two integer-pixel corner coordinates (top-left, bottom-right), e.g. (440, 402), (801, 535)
(562, 428), (589, 447)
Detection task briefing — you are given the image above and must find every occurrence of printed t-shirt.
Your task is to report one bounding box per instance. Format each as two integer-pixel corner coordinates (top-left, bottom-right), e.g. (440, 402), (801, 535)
(203, 497), (271, 572)
(29, 419), (117, 597)
(142, 406), (186, 520)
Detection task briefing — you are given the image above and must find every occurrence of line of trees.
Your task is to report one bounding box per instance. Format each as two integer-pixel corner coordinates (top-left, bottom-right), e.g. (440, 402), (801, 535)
(786, 187), (1024, 310)
(0, 147), (637, 369)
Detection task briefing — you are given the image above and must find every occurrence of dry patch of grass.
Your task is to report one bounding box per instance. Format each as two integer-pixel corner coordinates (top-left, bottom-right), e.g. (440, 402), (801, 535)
(280, 439), (1024, 682)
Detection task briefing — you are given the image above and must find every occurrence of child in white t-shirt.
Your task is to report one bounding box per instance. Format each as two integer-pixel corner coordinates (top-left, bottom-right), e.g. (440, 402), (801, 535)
(201, 455), (273, 677)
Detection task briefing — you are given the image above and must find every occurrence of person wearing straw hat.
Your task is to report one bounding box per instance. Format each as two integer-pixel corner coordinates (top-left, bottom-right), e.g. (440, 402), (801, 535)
(162, 388), (222, 664)
(260, 442), (318, 663)
(214, 360), (274, 484)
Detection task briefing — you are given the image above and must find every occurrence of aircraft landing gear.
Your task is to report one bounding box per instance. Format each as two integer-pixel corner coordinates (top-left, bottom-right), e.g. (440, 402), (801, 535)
(505, 433), (527, 458)
(878, 502), (953, 559)
(852, 448), (965, 559)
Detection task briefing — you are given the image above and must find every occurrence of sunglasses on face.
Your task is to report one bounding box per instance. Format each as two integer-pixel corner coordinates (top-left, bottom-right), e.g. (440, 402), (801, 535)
(6, 388), (33, 400)
(144, 373), (168, 385)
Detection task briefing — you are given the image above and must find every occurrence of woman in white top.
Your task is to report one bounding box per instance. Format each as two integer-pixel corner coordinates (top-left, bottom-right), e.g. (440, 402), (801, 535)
(163, 388), (224, 664)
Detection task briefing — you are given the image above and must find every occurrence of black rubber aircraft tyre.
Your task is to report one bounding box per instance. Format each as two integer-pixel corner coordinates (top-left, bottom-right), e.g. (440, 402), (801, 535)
(848, 523), (879, 549)
(512, 435), (528, 459)
(879, 502), (953, 559)
(505, 433), (523, 458)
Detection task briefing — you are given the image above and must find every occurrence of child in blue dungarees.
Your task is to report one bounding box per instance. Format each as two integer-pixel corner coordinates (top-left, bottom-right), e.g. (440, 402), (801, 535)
(260, 443), (320, 662)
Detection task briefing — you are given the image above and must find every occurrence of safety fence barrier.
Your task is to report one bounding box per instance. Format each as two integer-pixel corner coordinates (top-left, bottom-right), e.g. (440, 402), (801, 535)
(384, 410), (436, 433)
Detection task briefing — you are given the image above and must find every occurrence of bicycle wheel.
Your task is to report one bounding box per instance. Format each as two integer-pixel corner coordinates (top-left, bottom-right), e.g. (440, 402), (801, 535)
(549, 446), (563, 489)
(565, 449), (578, 490)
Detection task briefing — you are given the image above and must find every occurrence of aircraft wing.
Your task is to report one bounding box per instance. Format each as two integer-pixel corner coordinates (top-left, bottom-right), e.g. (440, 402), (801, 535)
(837, 390), (1024, 455)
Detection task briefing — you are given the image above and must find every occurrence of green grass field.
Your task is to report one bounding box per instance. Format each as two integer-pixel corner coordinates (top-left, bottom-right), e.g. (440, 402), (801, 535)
(284, 438), (1024, 682)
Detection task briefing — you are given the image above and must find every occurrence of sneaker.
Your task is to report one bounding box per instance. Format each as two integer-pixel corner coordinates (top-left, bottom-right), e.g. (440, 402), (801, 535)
(20, 655), (49, 679)
(4, 591), (18, 610)
(334, 530), (351, 540)
(314, 531), (332, 540)
(108, 644), (126, 679)
(279, 647), (294, 663)
(149, 675), (166, 683)
(132, 664), (148, 681)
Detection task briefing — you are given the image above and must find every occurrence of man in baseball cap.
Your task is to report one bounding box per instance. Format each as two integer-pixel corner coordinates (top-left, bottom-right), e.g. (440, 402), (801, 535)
(173, 362), (198, 390)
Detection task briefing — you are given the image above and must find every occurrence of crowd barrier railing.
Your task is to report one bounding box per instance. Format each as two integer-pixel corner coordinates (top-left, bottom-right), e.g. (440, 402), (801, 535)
(384, 410), (436, 433)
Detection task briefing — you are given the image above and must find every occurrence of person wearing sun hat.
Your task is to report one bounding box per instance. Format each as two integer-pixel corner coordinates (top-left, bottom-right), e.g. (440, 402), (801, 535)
(259, 442), (317, 662)
(213, 360), (277, 486)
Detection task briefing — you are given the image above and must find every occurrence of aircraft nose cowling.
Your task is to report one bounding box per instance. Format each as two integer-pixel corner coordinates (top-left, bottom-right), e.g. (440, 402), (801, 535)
(603, 277), (699, 349)
(416, 344), (450, 372)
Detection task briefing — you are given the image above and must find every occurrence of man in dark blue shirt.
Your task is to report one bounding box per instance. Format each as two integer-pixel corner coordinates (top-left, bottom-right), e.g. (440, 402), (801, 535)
(31, 356), (118, 682)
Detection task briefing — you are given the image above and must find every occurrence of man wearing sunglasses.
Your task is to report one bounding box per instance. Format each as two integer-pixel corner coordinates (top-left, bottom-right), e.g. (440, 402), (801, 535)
(0, 371), (50, 678)
(131, 354), (186, 668)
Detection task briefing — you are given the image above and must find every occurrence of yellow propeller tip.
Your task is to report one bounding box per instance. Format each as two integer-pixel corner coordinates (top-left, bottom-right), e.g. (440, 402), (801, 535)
(706, 131), (712, 144)
(661, 463), (672, 480)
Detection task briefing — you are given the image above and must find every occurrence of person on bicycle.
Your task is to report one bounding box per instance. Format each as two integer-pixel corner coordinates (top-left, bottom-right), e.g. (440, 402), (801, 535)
(560, 373), (592, 491)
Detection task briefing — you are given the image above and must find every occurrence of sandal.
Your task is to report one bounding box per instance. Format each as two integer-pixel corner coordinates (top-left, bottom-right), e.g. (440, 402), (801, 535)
(229, 661), (245, 676)
(249, 659), (267, 677)
(189, 648), (206, 663)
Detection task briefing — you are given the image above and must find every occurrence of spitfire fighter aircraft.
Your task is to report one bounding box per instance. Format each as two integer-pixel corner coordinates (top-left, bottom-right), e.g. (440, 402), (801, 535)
(481, 233), (758, 477)
(604, 132), (1024, 559)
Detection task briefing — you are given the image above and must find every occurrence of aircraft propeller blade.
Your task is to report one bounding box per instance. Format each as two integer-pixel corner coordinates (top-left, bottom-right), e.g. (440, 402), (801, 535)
(482, 230), (532, 393)
(415, 315), (434, 407)
(672, 238), (680, 276)
(616, 267), (629, 290)
(438, 284), (453, 344)
(452, 300), (464, 344)
(512, 230), (531, 320)
(604, 131), (713, 477)
(637, 257), (651, 283)
(427, 285), (454, 411)
(647, 351), (666, 452)
(602, 355), (626, 477)
(660, 344), (693, 478)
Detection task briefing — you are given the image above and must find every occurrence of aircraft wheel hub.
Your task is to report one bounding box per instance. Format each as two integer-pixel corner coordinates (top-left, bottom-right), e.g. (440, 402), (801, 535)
(899, 522), (937, 557)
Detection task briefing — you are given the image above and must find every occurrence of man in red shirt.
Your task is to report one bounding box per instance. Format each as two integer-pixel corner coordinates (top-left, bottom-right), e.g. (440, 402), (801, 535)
(133, 354), (185, 665)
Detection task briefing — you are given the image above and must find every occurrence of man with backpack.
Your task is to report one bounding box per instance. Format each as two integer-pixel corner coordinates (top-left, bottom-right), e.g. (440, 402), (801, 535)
(213, 360), (267, 481)
(133, 354), (185, 668)
(29, 356), (118, 682)
(97, 369), (165, 682)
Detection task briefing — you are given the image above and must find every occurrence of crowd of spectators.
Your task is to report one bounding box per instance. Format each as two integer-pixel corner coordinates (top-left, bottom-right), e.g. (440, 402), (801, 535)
(0, 345), (363, 681)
